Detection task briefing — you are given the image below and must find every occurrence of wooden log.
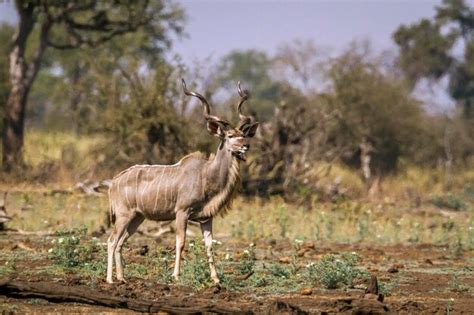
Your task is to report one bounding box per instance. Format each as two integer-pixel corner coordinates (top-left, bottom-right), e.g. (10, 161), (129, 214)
(0, 279), (246, 314)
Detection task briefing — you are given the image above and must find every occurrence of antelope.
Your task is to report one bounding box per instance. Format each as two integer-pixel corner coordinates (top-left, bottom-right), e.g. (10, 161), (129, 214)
(106, 80), (259, 284)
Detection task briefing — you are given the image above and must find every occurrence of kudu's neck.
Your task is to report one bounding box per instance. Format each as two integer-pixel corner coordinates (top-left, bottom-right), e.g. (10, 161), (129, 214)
(199, 141), (241, 217)
(207, 141), (240, 186)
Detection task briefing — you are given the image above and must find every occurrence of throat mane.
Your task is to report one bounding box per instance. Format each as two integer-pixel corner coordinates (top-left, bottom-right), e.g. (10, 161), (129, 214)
(202, 157), (241, 218)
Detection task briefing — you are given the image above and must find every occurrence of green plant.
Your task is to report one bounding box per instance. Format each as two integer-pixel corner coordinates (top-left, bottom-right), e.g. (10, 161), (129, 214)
(246, 221), (256, 240)
(450, 235), (464, 259)
(408, 222), (421, 244)
(179, 239), (213, 289)
(127, 263), (148, 278)
(357, 216), (369, 241)
(449, 274), (470, 292)
(27, 299), (42, 305)
(306, 253), (367, 289)
(147, 246), (173, 283)
(249, 272), (268, 287)
(0, 258), (17, 275)
(268, 263), (291, 279)
(431, 193), (466, 211)
(378, 280), (396, 296)
(48, 225), (96, 268)
(236, 244), (256, 275)
(446, 298), (455, 315)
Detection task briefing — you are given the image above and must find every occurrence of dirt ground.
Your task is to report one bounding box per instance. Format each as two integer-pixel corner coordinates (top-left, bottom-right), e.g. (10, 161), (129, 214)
(1, 232), (473, 314)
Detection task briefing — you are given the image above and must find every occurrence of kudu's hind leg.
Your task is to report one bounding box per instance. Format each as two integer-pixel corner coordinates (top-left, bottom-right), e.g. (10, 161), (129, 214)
(115, 214), (145, 282)
(200, 218), (219, 284)
(173, 210), (188, 281)
(106, 212), (143, 283)
(107, 214), (129, 284)
(107, 230), (117, 284)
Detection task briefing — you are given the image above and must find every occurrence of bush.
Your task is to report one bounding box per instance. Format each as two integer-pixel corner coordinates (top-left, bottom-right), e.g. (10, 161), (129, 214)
(306, 253), (367, 289)
(430, 193), (466, 211)
(179, 240), (213, 289)
(48, 225), (97, 268)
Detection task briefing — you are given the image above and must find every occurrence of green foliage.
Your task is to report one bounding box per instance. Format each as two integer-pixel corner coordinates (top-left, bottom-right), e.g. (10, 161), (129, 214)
(430, 193), (466, 211)
(48, 225), (100, 269)
(0, 256), (17, 275)
(179, 239), (213, 289)
(393, 19), (454, 85)
(268, 263), (291, 279)
(147, 246), (174, 283)
(306, 253), (367, 289)
(449, 273), (470, 292)
(92, 59), (191, 168)
(326, 44), (427, 173)
(216, 50), (284, 120)
(235, 244), (256, 275)
(393, 0), (474, 119)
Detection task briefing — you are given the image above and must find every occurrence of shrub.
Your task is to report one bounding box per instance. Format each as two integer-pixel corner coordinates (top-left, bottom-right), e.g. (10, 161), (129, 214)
(48, 225), (97, 268)
(179, 240), (212, 289)
(236, 244), (256, 275)
(430, 193), (466, 211)
(306, 253), (367, 289)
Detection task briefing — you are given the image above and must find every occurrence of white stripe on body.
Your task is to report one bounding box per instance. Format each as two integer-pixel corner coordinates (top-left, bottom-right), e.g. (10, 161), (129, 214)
(115, 173), (124, 211)
(164, 168), (169, 210)
(139, 167), (153, 211)
(125, 169), (132, 208)
(135, 168), (140, 209)
(153, 168), (166, 211)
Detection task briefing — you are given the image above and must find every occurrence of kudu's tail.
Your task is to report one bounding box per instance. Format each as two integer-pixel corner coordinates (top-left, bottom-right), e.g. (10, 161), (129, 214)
(107, 188), (116, 227)
(109, 204), (116, 226)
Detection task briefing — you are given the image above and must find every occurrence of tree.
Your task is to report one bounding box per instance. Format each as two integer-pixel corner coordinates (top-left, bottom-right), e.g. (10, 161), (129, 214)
(2, 0), (184, 172)
(215, 50), (282, 121)
(0, 24), (14, 134)
(325, 45), (426, 175)
(393, 0), (474, 118)
(81, 55), (190, 172)
(273, 39), (325, 94)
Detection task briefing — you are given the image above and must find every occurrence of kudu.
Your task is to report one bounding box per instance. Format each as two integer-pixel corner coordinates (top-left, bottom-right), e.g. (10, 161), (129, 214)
(106, 80), (259, 284)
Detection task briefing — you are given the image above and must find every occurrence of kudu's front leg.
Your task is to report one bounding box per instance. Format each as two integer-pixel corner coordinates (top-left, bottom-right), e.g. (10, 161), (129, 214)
(173, 210), (188, 281)
(200, 218), (219, 284)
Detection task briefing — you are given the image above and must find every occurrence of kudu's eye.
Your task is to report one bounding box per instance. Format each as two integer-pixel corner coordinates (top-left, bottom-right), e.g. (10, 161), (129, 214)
(228, 134), (234, 138)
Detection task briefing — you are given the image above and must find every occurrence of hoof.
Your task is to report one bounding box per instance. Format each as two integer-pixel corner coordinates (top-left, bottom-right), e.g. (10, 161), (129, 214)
(172, 273), (179, 282)
(106, 279), (114, 284)
(117, 278), (127, 284)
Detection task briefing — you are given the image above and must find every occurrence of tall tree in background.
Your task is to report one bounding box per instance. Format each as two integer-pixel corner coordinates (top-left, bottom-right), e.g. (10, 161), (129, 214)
(2, 0), (184, 172)
(393, 0), (474, 118)
(216, 50), (283, 120)
(326, 45), (425, 175)
(0, 24), (14, 134)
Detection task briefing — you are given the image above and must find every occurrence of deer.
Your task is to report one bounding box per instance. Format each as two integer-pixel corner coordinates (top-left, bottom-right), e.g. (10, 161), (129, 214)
(106, 79), (259, 284)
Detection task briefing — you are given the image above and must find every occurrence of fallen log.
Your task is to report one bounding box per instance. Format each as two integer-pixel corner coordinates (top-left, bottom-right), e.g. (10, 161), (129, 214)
(0, 279), (246, 314)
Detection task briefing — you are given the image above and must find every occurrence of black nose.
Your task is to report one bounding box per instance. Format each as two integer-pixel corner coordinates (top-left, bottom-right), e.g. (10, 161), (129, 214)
(243, 144), (250, 150)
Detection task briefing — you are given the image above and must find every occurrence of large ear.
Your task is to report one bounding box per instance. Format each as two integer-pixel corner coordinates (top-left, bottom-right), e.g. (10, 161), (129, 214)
(242, 122), (259, 138)
(207, 120), (225, 138)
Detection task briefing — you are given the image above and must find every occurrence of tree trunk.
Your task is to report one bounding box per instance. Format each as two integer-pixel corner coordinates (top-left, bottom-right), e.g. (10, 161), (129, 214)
(2, 78), (28, 172)
(2, 1), (49, 172)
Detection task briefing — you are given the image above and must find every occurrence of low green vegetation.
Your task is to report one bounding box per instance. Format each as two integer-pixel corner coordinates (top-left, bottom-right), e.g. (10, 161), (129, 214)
(48, 225), (106, 277)
(306, 253), (368, 289)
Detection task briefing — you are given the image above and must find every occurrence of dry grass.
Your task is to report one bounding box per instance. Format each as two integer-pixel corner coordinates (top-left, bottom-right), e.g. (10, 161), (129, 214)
(1, 131), (473, 250)
(3, 190), (472, 250)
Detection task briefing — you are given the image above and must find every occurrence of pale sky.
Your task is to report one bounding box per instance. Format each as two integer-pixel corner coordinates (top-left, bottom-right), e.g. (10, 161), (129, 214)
(0, 0), (447, 59)
(1, 0), (471, 108)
